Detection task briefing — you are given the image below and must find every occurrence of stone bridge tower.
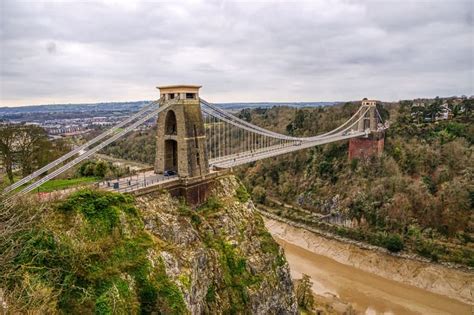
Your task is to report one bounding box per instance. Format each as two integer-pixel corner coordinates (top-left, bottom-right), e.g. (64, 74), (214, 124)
(356, 99), (378, 133)
(154, 85), (209, 178)
(348, 98), (385, 160)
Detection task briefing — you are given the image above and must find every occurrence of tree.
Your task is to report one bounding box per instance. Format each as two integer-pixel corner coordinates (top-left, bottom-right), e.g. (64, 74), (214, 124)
(238, 109), (252, 122)
(413, 107), (424, 123)
(0, 125), (51, 182)
(427, 97), (443, 121)
(296, 274), (314, 311)
(252, 186), (266, 204)
(397, 100), (413, 124)
(461, 98), (473, 117)
(78, 161), (95, 177)
(94, 160), (108, 178)
(438, 178), (471, 236)
(385, 193), (412, 231)
(0, 125), (17, 183)
(384, 234), (404, 252)
(14, 125), (49, 177)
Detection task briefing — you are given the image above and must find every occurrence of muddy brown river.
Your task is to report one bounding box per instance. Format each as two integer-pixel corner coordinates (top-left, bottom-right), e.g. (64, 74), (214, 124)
(276, 237), (472, 314)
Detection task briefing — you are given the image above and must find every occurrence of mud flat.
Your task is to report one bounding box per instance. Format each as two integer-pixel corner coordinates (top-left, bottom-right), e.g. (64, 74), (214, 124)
(264, 217), (473, 314)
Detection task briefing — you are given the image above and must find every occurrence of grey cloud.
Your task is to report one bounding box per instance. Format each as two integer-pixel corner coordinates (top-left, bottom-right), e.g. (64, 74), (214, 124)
(46, 41), (57, 54)
(0, 0), (472, 106)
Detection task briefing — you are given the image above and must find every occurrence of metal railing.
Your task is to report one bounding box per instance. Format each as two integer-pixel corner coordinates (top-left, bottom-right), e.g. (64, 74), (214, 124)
(3, 97), (163, 194)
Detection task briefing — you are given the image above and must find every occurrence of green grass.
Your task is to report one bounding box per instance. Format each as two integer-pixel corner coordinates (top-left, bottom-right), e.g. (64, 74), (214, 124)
(37, 177), (97, 192)
(2, 174), (97, 193)
(0, 175), (22, 190)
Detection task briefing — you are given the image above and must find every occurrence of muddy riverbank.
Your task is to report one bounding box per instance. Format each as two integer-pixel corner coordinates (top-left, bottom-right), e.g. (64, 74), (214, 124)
(264, 217), (473, 314)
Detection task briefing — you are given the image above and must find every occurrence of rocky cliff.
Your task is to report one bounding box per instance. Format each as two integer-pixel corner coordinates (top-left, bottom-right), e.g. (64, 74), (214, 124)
(1, 175), (297, 314)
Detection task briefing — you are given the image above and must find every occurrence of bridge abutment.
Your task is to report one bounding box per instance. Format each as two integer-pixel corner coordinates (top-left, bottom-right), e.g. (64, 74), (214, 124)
(349, 131), (384, 160)
(131, 170), (231, 206)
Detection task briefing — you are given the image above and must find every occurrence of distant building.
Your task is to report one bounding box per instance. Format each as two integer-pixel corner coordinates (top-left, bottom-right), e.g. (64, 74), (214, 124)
(437, 103), (452, 121)
(410, 98), (460, 121)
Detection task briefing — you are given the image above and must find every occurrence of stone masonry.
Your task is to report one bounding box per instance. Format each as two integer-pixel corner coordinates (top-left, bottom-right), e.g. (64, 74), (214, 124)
(155, 85), (209, 178)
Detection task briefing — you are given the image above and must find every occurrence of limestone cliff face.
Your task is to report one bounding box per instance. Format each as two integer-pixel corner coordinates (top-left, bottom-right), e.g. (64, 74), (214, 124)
(137, 175), (297, 314)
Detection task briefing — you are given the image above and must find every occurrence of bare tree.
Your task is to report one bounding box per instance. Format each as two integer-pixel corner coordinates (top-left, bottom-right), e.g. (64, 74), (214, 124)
(0, 125), (49, 184)
(0, 125), (18, 183)
(14, 125), (48, 177)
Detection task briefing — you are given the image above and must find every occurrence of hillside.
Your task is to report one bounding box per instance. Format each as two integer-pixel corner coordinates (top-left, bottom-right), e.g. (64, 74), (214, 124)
(93, 97), (473, 266)
(0, 176), (297, 314)
(236, 98), (473, 266)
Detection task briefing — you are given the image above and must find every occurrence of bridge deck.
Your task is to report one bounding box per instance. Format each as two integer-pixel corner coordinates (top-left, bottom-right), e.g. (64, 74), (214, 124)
(210, 131), (366, 169)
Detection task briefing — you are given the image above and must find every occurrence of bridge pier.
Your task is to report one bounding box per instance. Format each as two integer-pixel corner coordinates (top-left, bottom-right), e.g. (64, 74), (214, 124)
(348, 131), (384, 160)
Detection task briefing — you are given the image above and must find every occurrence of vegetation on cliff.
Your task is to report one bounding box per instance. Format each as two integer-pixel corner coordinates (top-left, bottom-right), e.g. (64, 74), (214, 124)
(1, 190), (186, 314)
(295, 274), (314, 312)
(236, 98), (473, 266)
(0, 176), (296, 314)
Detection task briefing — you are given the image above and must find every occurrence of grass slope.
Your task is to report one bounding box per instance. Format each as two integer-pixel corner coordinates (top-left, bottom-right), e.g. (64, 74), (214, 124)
(2, 189), (186, 314)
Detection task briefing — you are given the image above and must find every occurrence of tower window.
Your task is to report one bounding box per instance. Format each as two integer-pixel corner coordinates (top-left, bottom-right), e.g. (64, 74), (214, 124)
(186, 93), (195, 99)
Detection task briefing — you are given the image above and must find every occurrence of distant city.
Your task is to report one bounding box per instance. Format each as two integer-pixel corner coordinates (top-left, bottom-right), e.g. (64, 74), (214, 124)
(0, 100), (338, 138)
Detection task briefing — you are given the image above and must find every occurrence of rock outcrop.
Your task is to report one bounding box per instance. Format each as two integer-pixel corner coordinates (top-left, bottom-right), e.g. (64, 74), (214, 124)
(137, 176), (297, 314)
(1, 175), (297, 314)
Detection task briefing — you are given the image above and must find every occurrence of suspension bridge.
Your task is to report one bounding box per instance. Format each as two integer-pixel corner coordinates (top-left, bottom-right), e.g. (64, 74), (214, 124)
(2, 85), (387, 202)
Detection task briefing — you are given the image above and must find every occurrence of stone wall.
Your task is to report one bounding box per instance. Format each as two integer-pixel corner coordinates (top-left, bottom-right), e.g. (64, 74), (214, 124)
(132, 170), (232, 206)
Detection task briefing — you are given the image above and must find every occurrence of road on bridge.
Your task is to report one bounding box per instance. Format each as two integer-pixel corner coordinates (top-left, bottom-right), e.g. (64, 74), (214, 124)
(97, 170), (178, 193)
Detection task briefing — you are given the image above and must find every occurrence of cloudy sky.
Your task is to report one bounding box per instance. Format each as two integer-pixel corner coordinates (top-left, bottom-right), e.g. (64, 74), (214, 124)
(0, 0), (472, 106)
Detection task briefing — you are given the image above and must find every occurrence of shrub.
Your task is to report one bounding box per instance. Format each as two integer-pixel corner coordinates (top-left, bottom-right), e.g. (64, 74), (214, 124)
(198, 196), (222, 213)
(206, 285), (216, 303)
(235, 184), (250, 202)
(251, 186), (266, 204)
(295, 274), (314, 311)
(384, 234), (404, 252)
(414, 239), (442, 261)
(94, 160), (108, 178)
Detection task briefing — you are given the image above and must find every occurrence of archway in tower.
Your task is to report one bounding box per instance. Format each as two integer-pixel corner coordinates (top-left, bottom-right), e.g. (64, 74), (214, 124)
(164, 139), (178, 172)
(165, 110), (177, 135)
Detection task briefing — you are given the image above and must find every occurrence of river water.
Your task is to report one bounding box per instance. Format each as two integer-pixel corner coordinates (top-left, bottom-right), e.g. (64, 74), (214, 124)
(276, 237), (472, 315)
